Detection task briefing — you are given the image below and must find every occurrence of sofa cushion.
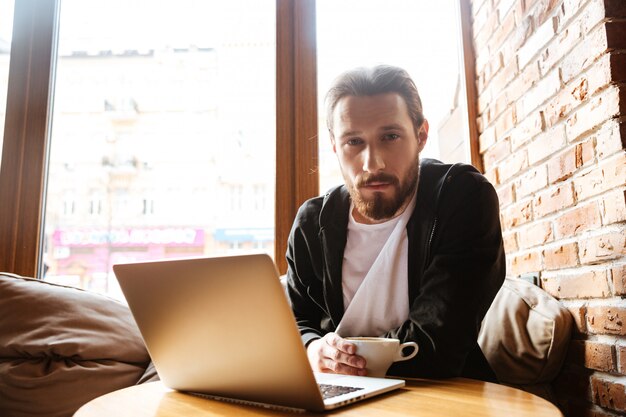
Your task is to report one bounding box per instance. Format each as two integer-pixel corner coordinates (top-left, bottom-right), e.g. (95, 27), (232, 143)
(478, 277), (573, 385)
(0, 273), (151, 417)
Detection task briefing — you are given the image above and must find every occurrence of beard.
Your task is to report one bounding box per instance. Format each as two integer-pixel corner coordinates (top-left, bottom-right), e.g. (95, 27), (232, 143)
(346, 158), (420, 221)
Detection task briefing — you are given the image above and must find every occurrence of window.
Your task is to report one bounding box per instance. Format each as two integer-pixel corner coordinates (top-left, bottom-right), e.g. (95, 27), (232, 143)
(0, 0), (14, 165)
(316, 0), (469, 193)
(42, 0), (276, 299)
(0, 0), (477, 282)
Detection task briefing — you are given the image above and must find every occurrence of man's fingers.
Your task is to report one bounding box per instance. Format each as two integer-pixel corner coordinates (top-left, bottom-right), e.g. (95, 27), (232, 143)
(320, 340), (365, 369)
(320, 357), (366, 376)
(324, 333), (356, 355)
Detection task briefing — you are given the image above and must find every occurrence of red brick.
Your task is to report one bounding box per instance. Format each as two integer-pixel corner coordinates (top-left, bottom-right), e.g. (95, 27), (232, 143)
(591, 376), (626, 412)
(477, 89), (492, 115)
(488, 7), (517, 54)
(527, 125), (567, 165)
(472, 0), (492, 31)
(476, 49), (491, 87)
(481, 54), (504, 92)
(501, 15), (534, 65)
(543, 242), (579, 270)
(586, 306), (626, 336)
(602, 190), (626, 226)
(539, 9), (583, 76)
(483, 138), (511, 171)
(611, 52), (626, 84)
(513, 0), (526, 21)
(498, 149), (528, 182)
(547, 138), (595, 183)
(612, 264), (626, 296)
(566, 87), (621, 142)
(518, 68), (561, 118)
(473, 1), (496, 46)
(518, 15), (557, 70)
(496, 182), (514, 207)
(556, 0), (605, 42)
(496, 0), (516, 17)
(509, 110), (544, 150)
(574, 153), (626, 202)
(554, 201), (602, 239)
(579, 232), (626, 265)
(566, 340), (616, 372)
(559, 0), (587, 27)
(510, 250), (542, 276)
(502, 198), (533, 229)
(515, 165), (548, 198)
(619, 345), (626, 374)
(503, 232), (518, 253)
(560, 25), (608, 84)
(606, 21), (626, 50)
(484, 167), (499, 186)
(604, 0), (626, 18)
(542, 270), (610, 299)
(530, 0), (561, 28)
(495, 105), (517, 138)
(584, 53), (614, 95)
(486, 92), (506, 125)
(534, 183), (575, 217)
(479, 125), (497, 153)
(475, 10), (499, 54)
(596, 119), (624, 160)
(506, 55), (541, 104)
(519, 220), (553, 249)
(477, 114), (485, 134)
(543, 76), (588, 128)
(544, 55), (611, 129)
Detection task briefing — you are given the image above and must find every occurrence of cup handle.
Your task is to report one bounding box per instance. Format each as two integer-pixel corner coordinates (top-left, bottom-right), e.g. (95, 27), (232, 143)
(394, 341), (418, 362)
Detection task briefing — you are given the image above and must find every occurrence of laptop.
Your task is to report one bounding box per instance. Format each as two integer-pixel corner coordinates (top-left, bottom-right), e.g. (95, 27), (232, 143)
(113, 253), (405, 412)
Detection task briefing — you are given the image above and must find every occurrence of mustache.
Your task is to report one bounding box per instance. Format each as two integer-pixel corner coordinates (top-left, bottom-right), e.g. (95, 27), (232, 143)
(356, 173), (399, 188)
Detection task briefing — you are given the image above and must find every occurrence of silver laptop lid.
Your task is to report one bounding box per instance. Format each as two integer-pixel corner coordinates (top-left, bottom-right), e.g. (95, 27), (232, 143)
(113, 254), (325, 411)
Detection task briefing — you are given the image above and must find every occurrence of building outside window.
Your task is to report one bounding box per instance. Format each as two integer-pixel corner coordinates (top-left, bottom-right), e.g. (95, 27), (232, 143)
(43, 0), (276, 299)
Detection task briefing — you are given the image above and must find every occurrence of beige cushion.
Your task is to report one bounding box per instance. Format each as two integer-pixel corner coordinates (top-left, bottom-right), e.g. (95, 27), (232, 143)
(0, 273), (151, 417)
(478, 278), (572, 385)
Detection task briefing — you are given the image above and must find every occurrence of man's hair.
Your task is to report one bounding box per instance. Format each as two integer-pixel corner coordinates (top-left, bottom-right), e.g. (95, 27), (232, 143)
(325, 65), (425, 135)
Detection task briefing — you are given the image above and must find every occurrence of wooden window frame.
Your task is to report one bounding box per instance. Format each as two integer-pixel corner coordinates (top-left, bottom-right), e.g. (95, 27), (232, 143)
(0, 0), (478, 277)
(0, 0), (59, 277)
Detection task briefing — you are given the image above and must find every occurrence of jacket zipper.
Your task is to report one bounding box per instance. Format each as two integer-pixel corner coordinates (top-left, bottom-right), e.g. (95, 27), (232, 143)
(425, 217), (438, 264)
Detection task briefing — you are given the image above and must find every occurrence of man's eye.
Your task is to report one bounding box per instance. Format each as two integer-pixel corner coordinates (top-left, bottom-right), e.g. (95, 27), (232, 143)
(383, 133), (399, 141)
(346, 138), (363, 146)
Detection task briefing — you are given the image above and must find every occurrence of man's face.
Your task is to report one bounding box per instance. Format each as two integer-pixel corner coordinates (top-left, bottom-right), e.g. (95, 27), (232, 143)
(330, 93), (428, 224)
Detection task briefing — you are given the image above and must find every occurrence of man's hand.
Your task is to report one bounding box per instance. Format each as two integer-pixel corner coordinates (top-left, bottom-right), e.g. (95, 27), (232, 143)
(307, 333), (367, 376)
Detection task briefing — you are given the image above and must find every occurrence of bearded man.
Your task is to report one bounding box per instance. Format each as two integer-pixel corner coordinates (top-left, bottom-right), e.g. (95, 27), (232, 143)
(285, 65), (505, 381)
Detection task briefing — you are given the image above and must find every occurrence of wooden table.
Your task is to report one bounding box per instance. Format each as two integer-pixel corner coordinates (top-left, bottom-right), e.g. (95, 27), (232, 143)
(74, 378), (563, 417)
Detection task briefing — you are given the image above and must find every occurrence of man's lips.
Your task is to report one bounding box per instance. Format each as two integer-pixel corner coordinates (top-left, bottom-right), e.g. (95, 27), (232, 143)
(361, 182), (392, 190)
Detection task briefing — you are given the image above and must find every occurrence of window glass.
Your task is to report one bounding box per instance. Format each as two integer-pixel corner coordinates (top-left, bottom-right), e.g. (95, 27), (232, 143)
(0, 0), (14, 165)
(43, 0), (276, 299)
(317, 0), (467, 193)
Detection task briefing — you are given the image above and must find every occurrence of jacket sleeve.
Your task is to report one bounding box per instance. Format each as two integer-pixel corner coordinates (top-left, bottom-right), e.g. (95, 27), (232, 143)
(386, 171), (505, 378)
(285, 201), (326, 348)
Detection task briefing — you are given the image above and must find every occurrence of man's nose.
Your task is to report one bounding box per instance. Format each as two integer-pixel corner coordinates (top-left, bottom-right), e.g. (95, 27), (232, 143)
(362, 146), (385, 173)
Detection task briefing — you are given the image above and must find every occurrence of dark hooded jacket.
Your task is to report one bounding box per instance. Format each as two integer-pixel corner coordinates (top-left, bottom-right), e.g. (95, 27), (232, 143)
(286, 159), (505, 380)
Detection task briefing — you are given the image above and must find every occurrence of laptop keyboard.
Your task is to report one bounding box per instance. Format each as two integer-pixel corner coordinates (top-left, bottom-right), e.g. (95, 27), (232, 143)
(319, 383), (364, 399)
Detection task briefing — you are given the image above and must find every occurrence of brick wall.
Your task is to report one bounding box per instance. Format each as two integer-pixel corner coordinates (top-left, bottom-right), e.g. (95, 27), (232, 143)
(470, 0), (626, 415)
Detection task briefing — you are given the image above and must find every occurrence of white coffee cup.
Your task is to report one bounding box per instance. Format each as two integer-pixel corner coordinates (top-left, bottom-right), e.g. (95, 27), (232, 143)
(345, 337), (418, 378)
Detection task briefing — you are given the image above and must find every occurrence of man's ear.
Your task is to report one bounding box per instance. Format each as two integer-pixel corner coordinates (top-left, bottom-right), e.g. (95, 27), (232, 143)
(417, 119), (429, 153)
(330, 130), (337, 153)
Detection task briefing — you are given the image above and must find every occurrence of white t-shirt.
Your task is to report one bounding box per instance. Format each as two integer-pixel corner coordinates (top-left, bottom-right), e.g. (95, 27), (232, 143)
(341, 206), (403, 309)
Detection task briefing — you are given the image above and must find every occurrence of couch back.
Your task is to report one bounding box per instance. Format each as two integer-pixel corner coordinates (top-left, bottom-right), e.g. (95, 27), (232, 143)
(0, 273), (153, 417)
